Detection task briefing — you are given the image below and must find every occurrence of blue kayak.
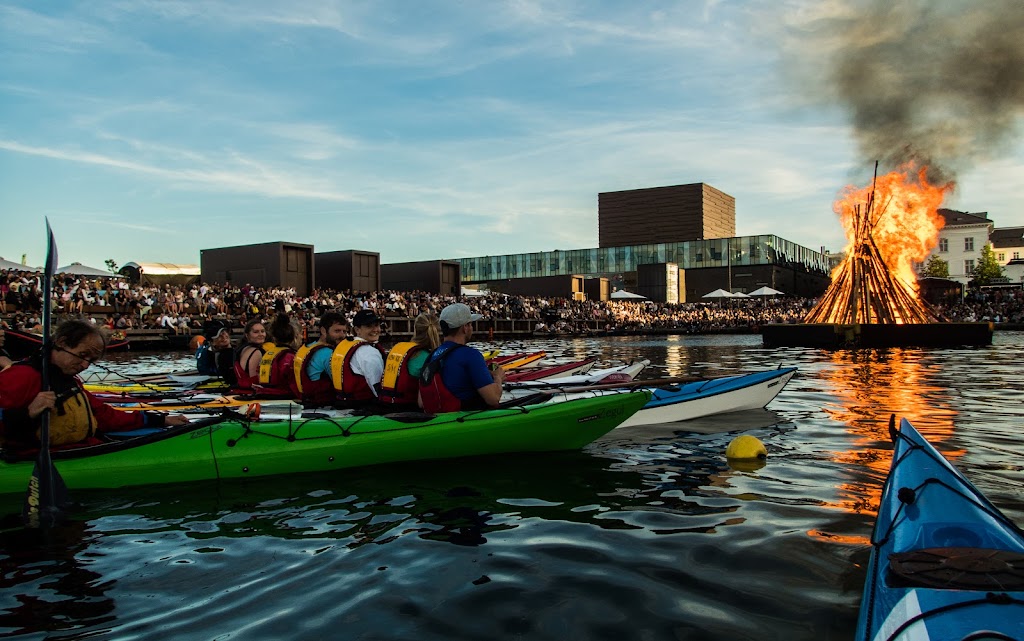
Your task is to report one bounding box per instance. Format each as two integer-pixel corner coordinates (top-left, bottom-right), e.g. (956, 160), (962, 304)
(856, 417), (1024, 641)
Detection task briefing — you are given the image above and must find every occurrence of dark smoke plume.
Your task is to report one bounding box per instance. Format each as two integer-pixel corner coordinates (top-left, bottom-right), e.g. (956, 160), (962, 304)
(785, 0), (1024, 185)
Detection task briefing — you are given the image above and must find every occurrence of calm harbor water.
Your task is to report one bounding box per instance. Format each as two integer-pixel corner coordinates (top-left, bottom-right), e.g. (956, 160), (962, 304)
(2, 333), (1023, 640)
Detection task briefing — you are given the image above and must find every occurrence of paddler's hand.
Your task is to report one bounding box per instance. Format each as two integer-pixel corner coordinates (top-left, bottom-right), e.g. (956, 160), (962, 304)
(28, 391), (56, 419)
(491, 366), (506, 385)
(164, 414), (189, 426)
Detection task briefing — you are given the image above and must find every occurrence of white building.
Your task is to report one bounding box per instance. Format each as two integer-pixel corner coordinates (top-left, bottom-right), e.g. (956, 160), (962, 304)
(990, 227), (1024, 284)
(923, 209), (994, 285)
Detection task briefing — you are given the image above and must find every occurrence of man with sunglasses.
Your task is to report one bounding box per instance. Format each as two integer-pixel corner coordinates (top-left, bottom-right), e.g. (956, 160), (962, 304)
(0, 319), (188, 453)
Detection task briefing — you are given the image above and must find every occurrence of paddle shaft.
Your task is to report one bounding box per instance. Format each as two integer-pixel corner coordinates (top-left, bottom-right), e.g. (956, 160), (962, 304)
(24, 220), (69, 528)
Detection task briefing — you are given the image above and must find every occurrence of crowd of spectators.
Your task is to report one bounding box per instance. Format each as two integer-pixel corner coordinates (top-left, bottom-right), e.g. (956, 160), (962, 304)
(4, 268), (1024, 338)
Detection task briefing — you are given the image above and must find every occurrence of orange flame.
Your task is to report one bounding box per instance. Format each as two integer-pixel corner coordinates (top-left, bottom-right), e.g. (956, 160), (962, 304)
(805, 165), (954, 324)
(834, 165), (951, 287)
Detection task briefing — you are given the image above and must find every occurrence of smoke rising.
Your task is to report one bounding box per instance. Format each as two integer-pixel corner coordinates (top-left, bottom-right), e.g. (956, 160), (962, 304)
(785, 0), (1024, 185)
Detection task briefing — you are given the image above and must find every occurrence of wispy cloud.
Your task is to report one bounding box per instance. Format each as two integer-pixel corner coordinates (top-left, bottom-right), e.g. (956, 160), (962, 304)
(0, 139), (361, 202)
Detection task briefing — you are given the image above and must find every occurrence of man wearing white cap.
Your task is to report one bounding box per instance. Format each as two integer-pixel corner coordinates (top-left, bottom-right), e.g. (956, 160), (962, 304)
(420, 302), (505, 411)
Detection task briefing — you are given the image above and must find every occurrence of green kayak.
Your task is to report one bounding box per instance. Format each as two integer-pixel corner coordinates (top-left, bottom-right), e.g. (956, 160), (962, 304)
(0, 392), (649, 494)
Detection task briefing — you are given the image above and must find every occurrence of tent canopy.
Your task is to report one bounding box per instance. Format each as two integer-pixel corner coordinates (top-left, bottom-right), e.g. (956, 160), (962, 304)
(56, 262), (119, 277)
(120, 261), (199, 286)
(748, 286), (784, 297)
(610, 290), (647, 300)
(0, 257), (40, 272)
(122, 262), (200, 276)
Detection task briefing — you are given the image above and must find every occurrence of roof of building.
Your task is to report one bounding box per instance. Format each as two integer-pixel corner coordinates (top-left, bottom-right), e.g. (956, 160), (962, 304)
(990, 227), (1024, 249)
(937, 208), (991, 227)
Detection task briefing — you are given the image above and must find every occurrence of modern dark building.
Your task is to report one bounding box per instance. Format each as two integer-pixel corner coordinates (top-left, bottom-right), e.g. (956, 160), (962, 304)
(485, 275), (586, 300)
(598, 183), (736, 248)
(381, 260), (461, 295)
(637, 263), (681, 303)
(582, 277), (610, 302)
(315, 250), (380, 292)
(200, 242), (314, 296)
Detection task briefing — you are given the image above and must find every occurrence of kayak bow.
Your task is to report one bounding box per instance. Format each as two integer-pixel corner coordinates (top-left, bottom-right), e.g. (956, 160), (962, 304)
(856, 416), (1024, 641)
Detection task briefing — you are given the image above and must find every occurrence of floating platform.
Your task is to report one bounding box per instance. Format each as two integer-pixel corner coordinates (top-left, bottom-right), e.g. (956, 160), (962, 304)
(761, 322), (993, 349)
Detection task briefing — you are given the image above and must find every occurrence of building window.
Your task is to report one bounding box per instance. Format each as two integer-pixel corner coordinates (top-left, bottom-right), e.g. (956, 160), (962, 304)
(938, 238), (948, 252)
(965, 237), (974, 252)
(1015, 252), (1021, 260)
(998, 253), (1006, 262)
(965, 259), (975, 274)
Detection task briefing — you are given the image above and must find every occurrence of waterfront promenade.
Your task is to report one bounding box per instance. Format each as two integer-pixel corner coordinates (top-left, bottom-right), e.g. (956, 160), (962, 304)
(3, 267), (1024, 345)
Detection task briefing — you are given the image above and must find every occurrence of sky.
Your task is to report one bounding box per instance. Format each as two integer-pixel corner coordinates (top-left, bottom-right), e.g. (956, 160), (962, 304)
(1, 0), (1022, 271)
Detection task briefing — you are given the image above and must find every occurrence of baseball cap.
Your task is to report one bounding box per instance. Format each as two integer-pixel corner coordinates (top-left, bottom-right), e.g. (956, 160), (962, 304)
(352, 310), (381, 327)
(439, 303), (482, 329)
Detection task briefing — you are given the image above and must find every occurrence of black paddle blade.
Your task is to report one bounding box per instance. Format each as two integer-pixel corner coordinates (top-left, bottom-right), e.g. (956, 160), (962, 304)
(22, 455), (72, 529)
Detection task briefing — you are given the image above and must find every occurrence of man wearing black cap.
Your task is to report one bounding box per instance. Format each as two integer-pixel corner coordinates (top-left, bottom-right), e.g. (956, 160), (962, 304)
(347, 309), (385, 398)
(420, 303), (505, 412)
(195, 323), (237, 384)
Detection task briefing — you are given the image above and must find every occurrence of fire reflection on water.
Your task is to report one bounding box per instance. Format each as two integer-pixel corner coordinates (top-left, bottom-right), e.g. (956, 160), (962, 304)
(815, 348), (959, 540)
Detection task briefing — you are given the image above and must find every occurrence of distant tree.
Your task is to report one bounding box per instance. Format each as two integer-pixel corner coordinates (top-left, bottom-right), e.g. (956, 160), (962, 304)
(920, 255), (949, 278)
(104, 259), (119, 274)
(971, 244), (1004, 286)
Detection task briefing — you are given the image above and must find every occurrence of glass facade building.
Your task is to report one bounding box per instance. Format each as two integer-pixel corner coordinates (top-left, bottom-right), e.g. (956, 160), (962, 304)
(459, 235), (828, 282)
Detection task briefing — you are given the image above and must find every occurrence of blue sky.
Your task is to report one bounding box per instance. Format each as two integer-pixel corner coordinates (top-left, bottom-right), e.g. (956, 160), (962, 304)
(1, 0), (1022, 271)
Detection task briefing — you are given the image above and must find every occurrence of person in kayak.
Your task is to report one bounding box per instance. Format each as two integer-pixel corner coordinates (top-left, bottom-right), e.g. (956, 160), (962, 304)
(294, 311), (348, 405)
(420, 303), (505, 413)
(378, 312), (441, 411)
(0, 319), (188, 453)
(253, 314), (301, 398)
(195, 324), (237, 385)
(233, 319), (266, 391)
(330, 309), (385, 405)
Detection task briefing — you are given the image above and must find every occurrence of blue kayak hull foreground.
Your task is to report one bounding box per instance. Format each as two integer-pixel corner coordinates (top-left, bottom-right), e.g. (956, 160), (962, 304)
(856, 417), (1024, 641)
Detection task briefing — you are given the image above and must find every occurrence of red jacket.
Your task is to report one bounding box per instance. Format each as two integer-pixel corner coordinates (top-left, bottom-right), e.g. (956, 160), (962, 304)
(0, 358), (148, 452)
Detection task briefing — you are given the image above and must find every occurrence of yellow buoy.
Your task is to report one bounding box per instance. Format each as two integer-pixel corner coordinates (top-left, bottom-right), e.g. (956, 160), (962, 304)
(726, 435), (767, 461)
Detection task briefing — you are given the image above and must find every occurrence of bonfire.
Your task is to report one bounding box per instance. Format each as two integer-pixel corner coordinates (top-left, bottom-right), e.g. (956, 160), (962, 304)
(804, 165), (951, 324)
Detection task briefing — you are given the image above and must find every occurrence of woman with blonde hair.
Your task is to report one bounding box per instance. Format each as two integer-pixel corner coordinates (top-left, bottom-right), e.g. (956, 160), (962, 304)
(407, 313), (442, 378)
(377, 313), (441, 410)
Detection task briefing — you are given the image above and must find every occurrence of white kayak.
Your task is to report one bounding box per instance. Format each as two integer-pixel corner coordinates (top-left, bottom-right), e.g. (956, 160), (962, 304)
(506, 366), (796, 428)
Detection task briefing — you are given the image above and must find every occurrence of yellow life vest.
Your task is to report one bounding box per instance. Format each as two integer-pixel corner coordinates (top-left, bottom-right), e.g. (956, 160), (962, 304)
(293, 344), (314, 393)
(382, 342), (418, 391)
(258, 342), (285, 384)
(43, 388), (97, 446)
(329, 340), (359, 392)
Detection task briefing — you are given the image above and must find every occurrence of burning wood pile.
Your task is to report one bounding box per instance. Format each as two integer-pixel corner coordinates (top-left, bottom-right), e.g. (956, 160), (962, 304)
(804, 165), (949, 324)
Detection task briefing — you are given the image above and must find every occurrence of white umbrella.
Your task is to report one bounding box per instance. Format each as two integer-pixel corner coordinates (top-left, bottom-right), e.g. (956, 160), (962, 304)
(748, 286), (784, 297)
(610, 290), (647, 300)
(731, 291), (751, 298)
(701, 288), (735, 299)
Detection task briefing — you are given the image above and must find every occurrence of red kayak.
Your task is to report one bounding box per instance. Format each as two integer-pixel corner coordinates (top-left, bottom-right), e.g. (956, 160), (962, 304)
(505, 357), (598, 383)
(488, 351), (546, 370)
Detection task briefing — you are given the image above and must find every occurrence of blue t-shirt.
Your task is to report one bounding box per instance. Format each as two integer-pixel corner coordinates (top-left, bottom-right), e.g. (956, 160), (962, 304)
(305, 342), (334, 382)
(434, 341), (493, 402)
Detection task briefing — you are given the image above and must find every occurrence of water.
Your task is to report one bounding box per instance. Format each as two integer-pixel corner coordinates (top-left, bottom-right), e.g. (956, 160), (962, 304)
(2, 334), (1023, 640)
